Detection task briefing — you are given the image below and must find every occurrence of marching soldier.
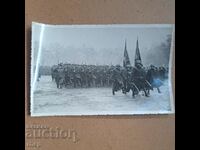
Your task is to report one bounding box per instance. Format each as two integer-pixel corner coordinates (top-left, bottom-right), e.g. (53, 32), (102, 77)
(158, 66), (166, 80)
(146, 65), (163, 93)
(55, 64), (65, 89)
(121, 64), (132, 94)
(131, 63), (151, 97)
(112, 65), (123, 95)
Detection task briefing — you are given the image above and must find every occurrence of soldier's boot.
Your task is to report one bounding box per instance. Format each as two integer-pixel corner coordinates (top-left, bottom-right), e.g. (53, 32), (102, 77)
(126, 87), (130, 93)
(144, 89), (150, 97)
(112, 88), (115, 95)
(132, 91), (135, 98)
(147, 90), (150, 95)
(56, 81), (59, 89)
(157, 88), (161, 93)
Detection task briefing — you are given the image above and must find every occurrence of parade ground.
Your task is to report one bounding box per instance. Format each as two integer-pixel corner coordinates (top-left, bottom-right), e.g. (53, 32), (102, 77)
(31, 76), (172, 116)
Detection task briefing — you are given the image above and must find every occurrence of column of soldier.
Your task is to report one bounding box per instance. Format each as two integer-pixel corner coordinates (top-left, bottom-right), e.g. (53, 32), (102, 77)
(51, 63), (168, 89)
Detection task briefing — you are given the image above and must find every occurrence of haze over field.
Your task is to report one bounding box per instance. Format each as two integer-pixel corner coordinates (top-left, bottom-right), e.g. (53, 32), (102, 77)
(32, 24), (173, 67)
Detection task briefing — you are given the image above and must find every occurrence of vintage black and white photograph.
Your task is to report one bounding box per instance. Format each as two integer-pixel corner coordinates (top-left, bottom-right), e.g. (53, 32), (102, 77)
(31, 23), (174, 116)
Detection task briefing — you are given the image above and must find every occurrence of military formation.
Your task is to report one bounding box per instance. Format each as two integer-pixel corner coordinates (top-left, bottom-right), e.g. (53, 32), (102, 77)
(50, 62), (168, 97)
(51, 63), (115, 88)
(49, 39), (168, 98)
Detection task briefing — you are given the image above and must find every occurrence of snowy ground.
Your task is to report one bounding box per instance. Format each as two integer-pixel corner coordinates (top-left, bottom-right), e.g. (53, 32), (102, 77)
(31, 76), (174, 116)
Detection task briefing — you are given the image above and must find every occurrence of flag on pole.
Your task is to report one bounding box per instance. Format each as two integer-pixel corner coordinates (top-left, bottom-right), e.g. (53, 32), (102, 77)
(135, 37), (142, 66)
(123, 40), (131, 67)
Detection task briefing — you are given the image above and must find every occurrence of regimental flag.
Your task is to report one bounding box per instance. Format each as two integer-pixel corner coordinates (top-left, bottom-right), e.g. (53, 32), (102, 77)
(123, 40), (131, 67)
(135, 38), (142, 66)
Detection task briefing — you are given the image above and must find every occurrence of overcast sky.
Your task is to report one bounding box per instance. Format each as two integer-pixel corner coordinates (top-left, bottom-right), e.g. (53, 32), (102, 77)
(32, 23), (174, 67)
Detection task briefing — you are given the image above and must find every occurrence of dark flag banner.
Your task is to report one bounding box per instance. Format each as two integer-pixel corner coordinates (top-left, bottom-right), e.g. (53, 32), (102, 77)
(135, 38), (142, 66)
(123, 40), (131, 67)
